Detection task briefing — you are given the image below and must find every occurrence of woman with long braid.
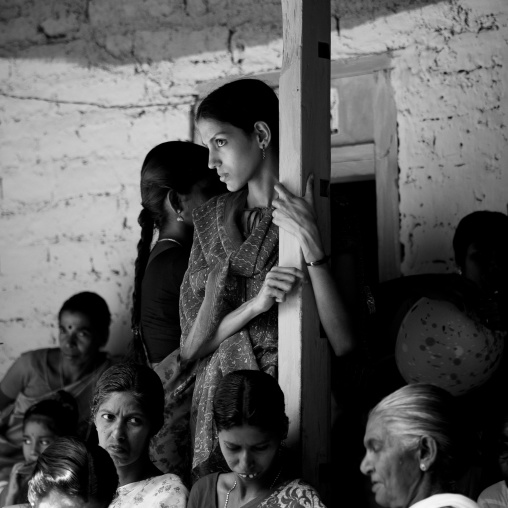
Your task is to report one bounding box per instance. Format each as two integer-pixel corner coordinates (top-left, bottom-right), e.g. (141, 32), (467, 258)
(130, 141), (224, 481)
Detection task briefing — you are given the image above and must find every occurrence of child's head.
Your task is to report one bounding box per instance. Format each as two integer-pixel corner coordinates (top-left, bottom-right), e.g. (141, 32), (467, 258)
(196, 78), (279, 155)
(22, 391), (78, 463)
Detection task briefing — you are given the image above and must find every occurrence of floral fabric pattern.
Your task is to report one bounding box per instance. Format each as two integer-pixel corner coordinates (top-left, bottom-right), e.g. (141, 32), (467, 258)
(110, 474), (188, 508)
(179, 190), (279, 479)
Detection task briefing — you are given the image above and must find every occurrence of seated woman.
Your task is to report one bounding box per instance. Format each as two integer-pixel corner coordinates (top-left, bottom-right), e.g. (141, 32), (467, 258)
(91, 363), (188, 507)
(182, 77), (355, 478)
(187, 370), (326, 508)
(0, 292), (112, 482)
(0, 391), (78, 507)
(360, 383), (479, 508)
(25, 436), (118, 508)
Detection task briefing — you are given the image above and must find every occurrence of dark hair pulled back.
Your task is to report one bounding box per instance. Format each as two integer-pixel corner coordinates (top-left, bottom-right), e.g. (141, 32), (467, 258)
(91, 363), (165, 436)
(196, 79), (279, 153)
(131, 141), (215, 363)
(453, 210), (508, 270)
(24, 390), (79, 437)
(213, 370), (288, 439)
(28, 436), (118, 507)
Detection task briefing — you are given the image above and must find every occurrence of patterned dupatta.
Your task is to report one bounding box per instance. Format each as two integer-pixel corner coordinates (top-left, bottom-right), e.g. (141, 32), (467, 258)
(179, 190), (279, 478)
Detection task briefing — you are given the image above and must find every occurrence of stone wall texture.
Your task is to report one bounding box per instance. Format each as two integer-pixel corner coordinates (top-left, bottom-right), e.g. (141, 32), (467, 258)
(1, 0), (507, 377)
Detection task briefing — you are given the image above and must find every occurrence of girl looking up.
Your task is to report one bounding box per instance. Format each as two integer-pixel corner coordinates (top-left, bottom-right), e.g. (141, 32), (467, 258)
(181, 78), (355, 479)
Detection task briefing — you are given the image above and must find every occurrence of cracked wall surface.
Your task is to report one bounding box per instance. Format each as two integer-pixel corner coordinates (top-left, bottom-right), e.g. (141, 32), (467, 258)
(1, 0), (507, 376)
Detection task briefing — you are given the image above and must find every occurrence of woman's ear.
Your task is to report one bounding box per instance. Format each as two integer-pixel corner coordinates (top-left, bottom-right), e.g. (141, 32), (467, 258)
(166, 189), (182, 215)
(254, 121), (271, 149)
(418, 435), (438, 471)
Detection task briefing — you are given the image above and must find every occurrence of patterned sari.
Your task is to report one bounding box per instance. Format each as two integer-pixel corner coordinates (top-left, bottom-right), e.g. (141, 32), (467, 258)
(180, 190), (279, 479)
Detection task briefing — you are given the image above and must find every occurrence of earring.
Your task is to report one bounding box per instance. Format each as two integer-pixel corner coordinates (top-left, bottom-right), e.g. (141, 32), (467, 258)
(176, 210), (184, 222)
(420, 464), (426, 471)
(261, 145), (266, 160)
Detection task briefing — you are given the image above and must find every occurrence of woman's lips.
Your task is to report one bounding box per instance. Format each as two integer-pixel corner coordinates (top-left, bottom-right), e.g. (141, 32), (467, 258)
(108, 445), (128, 455)
(237, 472), (260, 479)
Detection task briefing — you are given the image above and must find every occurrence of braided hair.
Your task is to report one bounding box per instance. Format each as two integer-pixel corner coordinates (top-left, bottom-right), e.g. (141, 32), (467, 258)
(130, 141), (219, 364)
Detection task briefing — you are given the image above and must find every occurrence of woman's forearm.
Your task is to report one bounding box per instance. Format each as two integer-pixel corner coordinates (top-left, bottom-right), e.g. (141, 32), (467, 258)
(180, 299), (262, 362)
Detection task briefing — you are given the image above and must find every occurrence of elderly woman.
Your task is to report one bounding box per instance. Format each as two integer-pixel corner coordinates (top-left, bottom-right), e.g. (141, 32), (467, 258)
(91, 363), (187, 507)
(0, 292), (112, 482)
(360, 384), (479, 508)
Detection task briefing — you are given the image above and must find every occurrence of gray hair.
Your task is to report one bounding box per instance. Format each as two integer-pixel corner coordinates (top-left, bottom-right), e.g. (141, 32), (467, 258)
(369, 384), (470, 483)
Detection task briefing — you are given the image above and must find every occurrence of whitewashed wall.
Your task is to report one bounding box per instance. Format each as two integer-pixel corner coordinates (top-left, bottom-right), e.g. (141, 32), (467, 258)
(1, 0), (507, 377)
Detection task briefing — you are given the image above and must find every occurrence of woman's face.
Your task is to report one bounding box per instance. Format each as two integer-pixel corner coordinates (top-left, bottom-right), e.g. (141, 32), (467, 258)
(218, 425), (280, 484)
(95, 391), (152, 469)
(197, 118), (263, 193)
(59, 311), (102, 370)
(462, 242), (508, 294)
(22, 420), (57, 463)
(360, 416), (421, 508)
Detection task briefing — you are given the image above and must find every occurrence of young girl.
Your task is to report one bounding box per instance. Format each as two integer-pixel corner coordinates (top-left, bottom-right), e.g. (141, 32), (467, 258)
(180, 78), (355, 478)
(187, 370), (326, 507)
(0, 391), (78, 507)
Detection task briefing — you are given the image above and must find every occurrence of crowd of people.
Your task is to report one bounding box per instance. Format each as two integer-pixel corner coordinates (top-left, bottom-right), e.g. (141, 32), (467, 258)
(0, 77), (507, 508)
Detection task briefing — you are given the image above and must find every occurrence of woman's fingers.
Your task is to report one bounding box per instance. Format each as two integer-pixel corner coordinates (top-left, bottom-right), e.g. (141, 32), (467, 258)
(304, 174), (315, 208)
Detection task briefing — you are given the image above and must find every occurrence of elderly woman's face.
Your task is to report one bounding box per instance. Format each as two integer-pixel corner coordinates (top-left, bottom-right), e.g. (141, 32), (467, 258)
(95, 391), (152, 469)
(360, 416), (421, 508)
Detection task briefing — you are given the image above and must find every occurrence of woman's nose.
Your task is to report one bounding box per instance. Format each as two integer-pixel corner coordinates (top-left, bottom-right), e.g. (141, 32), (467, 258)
(208, 151), (219, 170)
(239, 450), (253, 470)
(360, 453), (371, 475)
(111, 421), (126, 440)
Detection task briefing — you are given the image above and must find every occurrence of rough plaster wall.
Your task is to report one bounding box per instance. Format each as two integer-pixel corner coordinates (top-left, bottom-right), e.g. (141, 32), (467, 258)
(1, 0), (507, 377)
(331, 0), (508, 274)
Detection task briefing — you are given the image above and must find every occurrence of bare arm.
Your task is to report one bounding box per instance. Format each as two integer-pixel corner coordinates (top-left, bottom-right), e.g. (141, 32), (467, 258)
(272, 176), (356, 356)
(180, 266), (305, 362)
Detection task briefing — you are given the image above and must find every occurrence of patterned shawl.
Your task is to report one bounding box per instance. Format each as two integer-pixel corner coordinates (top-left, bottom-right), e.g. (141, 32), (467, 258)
(180, 190), (279, 478)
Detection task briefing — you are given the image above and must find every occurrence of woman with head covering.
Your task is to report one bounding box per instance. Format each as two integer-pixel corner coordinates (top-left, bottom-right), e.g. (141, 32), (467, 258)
(360, 383), (478, 508)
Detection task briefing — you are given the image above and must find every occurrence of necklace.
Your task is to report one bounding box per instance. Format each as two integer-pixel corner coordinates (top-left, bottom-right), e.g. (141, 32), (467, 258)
(224, 480), (237, 508)
(223, 469), (282, 508)
(157, 238), (182, 247)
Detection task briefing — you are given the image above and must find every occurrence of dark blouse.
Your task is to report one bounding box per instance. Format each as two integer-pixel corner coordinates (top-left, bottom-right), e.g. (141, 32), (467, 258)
(140, 242), (191, 363)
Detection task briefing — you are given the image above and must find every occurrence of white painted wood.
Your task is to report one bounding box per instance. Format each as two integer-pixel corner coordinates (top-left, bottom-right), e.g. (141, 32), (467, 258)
(279, 0), (331, 497)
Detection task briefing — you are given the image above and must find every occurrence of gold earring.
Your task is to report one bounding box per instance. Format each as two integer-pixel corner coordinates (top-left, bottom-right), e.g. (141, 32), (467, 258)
(261, 145), (266, 160)
(176, 210), (184, 222)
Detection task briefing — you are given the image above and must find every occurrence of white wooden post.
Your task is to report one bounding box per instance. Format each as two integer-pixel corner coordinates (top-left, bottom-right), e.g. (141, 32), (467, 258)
(278, 0), (331, 498)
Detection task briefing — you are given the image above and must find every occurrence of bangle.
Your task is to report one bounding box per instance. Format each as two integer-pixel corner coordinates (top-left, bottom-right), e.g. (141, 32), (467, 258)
(305, 255), (330, 267)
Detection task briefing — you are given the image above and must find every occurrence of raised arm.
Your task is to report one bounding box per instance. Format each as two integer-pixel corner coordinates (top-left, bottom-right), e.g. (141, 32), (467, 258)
(181, 265), (304, 362)
(272, 176), (356, 356)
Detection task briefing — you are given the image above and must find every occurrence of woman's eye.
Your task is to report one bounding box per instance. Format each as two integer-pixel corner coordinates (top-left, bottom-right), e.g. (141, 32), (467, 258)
(40, 439), (52, 446)
(254, 446), (269, 452)
(101, 414), (115, 421)
(226, 444), (240, 451)
(128, 417), (142, 425)
(216, 139), (226, 148)
(23, 438), (31, 445)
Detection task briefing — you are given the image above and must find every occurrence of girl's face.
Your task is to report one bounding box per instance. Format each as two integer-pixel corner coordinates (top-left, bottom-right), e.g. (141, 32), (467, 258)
(23, 420), (57, 463)
(197, 118), (263, 193)
(95, 391), (152, 469)
(218, 424), (280, 484)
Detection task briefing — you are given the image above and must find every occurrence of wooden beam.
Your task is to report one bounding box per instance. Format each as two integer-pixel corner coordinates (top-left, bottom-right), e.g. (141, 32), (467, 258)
(279, 0), (331, 497)
(373, 69), (400, 281)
